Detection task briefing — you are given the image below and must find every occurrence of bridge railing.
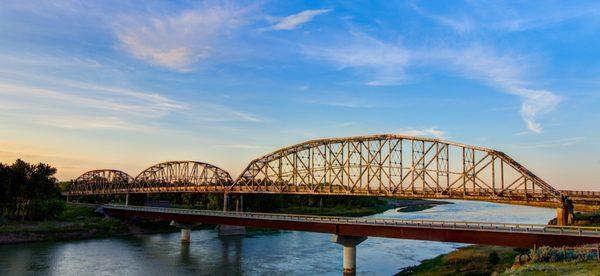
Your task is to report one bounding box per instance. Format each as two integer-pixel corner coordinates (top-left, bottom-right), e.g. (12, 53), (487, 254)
(103, 205), (600, 237)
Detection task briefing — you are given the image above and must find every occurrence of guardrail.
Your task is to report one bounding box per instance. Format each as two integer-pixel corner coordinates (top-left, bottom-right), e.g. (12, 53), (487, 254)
(103, 204), (600, 237)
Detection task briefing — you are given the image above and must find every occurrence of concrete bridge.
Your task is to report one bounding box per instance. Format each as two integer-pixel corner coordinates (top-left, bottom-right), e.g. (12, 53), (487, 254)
(66, 134), (600, 225)
(102, 204), (600, 275)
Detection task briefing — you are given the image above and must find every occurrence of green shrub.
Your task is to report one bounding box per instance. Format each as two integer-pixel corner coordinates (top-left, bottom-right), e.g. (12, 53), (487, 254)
(530, 246), (599, 263)
(57, 205), (99, 221)
(488, 251), (500, 265)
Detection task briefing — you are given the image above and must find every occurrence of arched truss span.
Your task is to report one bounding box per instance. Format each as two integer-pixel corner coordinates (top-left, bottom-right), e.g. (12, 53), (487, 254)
(133, 161), (233, 193)
(231, 134), (561, 201)
(71, 169), (134, 195)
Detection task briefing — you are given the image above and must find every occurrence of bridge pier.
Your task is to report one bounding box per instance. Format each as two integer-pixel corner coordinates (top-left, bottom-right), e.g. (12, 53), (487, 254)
(125, 193), (129, 206)
(218, 193), (246, 236)
(332, 235), (367, 276)
(556, 196), (574, 226)
(170, 221), (200, 243)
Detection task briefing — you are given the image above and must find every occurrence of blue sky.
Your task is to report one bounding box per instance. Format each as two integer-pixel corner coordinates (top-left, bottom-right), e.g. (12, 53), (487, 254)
(0, 1), (599, 190)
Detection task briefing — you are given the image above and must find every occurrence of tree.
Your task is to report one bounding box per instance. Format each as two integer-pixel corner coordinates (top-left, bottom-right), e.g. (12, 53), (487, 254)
(0, 159), (63, 221)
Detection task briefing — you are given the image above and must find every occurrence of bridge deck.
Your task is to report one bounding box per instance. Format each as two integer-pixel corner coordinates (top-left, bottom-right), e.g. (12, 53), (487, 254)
(102, 205), (600, 248)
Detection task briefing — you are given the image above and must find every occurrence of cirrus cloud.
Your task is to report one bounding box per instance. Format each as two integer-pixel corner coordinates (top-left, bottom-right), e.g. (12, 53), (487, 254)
(114, 4), (249, 71)
(270, 9), (331, 31)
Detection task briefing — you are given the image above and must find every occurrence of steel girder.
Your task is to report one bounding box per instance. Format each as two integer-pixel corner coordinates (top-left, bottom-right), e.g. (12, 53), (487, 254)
(231, 134), (560, 201)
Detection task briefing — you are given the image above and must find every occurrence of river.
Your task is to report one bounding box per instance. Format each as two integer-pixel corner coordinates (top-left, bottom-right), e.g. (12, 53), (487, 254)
(0, 200), (555, 275)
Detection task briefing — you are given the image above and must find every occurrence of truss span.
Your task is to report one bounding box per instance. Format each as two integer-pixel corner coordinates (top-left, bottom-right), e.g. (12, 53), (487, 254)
(132, 161), (233, 193)
(231, 134), (561, 202)
(71, 169), (134, 195)
(68, 161), (233, 195)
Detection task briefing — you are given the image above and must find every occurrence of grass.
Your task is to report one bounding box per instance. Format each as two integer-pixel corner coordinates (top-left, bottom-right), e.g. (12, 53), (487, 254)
(573, 211), (600, 227)
(398, 245), (518, 275)
(0, 205), (127, 237)
(503, 262), (600, 275)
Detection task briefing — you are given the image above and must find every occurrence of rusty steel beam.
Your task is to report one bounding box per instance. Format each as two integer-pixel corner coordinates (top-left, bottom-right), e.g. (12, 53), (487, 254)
(232, 134), (560, 202)
(67, 134), (573, 206)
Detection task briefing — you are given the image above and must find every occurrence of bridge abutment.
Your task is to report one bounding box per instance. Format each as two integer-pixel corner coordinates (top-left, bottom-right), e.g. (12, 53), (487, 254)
(332, 235), (367, 276)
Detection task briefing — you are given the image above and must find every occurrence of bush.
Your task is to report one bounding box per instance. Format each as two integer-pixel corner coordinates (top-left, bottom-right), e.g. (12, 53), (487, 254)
(530, 246), (599, 263)
(57, 205), (99, 221)
(488, 251), (499, 265)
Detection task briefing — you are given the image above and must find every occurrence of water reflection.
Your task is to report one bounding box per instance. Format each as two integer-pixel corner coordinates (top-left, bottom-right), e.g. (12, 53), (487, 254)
(0, 201), (555, 275)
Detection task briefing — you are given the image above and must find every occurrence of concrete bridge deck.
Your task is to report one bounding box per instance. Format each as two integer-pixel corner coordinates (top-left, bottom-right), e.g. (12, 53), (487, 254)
(102, 204), (600, 248)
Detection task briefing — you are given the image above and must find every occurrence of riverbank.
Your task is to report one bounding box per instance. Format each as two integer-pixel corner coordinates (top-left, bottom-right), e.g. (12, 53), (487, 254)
(397, 245), (518, 275)
(394, 199), (452, 213)
(398, 245), (600, 275)
(281, 198), (452, 216)
(0, 205), (177, 245)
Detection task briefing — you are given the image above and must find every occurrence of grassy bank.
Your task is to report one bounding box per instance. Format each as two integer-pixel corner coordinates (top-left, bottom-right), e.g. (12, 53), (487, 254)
(400, 245), (600, 275)
(0, 205), (178, 244)
(398, 245), (518, 275)
(504, 262), (600, 275)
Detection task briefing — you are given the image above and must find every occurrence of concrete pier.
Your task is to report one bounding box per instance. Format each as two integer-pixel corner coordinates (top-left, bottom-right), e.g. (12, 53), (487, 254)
(556, 196), (574, 226)
(170, 221), (200, 243)
(125, 193), (129, 206)
(223, 193), (229, 211)
(217, 193), (246, 236)
(181, 228), (191, 243)
(332, 235), (367, 276)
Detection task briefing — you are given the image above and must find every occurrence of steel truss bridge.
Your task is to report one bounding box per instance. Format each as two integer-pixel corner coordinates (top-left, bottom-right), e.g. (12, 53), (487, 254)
(67, 134), (596, 206)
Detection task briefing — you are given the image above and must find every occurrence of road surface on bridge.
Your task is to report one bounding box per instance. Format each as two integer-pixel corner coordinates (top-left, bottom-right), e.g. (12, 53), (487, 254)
(102, 204), (600, 248)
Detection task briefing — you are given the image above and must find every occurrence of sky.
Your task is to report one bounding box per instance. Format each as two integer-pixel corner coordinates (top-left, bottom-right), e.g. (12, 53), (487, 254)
(0, 0), (599, 190)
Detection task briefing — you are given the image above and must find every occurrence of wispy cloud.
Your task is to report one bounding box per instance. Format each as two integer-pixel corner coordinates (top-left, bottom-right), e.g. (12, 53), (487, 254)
(269, 9), (331, 31)
(410, 1), (600, 33)
(0, 82), (182, 118)
(511, 137), (586, 149)
(218, 144), (261, 150)
(432, 46), (561, 133)
(34, 115), (153, 131)
(305, 32), (559, 133)
(114, 4), (250, 71)
(397, 127), (446, 138)
(303, 32), (409, 86)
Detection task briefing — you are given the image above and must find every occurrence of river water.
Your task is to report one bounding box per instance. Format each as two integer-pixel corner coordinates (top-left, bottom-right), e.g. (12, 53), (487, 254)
(0, 200), (555, 275)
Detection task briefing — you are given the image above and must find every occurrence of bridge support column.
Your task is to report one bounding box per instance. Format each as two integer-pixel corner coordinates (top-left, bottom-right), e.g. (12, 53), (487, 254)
(218, 193), (245, 236)
(181, 228), (191, 243)
(125, 193), (130, 206)
(332, 235), (367, 276)
(170, 221), (200, 243)
(223, 193), (229, 211)
(556, 196), (574, 226)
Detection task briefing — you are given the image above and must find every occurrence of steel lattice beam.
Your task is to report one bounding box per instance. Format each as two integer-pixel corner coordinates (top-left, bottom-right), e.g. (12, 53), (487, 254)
(231, 134), (561, 202)
(67, 134), (568, 204)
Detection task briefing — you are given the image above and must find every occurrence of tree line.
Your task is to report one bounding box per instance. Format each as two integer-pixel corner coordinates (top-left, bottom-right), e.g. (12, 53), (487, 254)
(0, 159), (64, 221)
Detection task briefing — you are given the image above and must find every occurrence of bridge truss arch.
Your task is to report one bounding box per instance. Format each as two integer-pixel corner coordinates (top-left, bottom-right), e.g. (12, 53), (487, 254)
(231, 134), (561, 202)
(133, 161), (233, 193)
(70, 169), (134, 195)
